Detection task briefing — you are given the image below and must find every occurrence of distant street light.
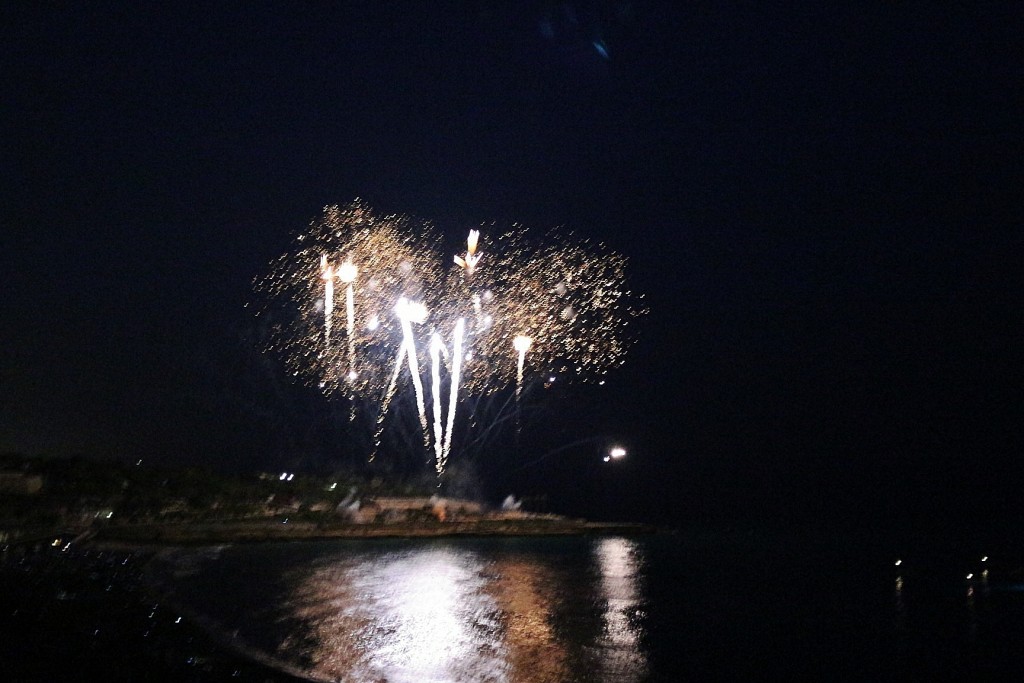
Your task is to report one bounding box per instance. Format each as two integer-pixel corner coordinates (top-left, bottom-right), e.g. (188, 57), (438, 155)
(604, 446), (627, 462)
(514, 435), (630, 470)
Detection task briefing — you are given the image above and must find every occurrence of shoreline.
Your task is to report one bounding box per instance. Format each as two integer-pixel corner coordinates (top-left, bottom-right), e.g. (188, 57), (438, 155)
(89, 516), (659, 545)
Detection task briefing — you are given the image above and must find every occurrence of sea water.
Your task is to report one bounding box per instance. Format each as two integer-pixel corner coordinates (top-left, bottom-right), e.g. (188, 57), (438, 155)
(144, 529), (1024, 681)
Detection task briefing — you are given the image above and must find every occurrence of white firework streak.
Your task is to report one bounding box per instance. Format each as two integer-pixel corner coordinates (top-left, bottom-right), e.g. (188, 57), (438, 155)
(345, 283), (355, 377)
(513, 335), (532, 404)
(399, 314), (430, 449)
(345, 281), (357, 422)
(442, 318), (465, 473)
(430, 332), (444, 470)
(322, 257), (334, 344)
(516, 349), (526, 400)
(338, 260), (358, 378)
(371, 342), (407, 460)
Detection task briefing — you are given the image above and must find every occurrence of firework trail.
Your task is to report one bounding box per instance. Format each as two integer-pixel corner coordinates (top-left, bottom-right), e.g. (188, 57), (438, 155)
(430, 332), (445, 469)
(442, 318), (465, 473)
(372, 342), (407, 461)
(321, 256), (334, 344)
(338, 260), (358, 379)
(512, 335), (532, 404)
(396, 298), (430, 448)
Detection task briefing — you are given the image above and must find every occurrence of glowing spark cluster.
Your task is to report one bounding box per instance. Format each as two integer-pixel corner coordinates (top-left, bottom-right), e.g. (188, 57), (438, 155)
(454, 229), (482, 275)
(253, 200), (646, 473)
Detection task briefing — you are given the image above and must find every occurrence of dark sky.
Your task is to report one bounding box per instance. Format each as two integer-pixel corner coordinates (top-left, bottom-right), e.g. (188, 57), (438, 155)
(3, 2), (1022, 528)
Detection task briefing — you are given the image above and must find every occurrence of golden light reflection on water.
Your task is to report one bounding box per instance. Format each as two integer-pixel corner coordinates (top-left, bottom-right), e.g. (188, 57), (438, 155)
(278, 540), (649, 683)
(489, 553), (580, 682)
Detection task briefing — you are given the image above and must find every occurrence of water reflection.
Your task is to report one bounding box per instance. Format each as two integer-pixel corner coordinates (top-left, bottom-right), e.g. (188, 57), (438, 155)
(277, 538), (649, 682)
(594, 537), (648, 681)
(282, 547), (503, 681)
(488, 553), (571, 681)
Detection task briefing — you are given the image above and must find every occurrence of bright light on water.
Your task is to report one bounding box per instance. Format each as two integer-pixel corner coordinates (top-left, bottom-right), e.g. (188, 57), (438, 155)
(594, 537), (649, 680)
(265, 539), (650, 682)
(282, 547), (506, 681)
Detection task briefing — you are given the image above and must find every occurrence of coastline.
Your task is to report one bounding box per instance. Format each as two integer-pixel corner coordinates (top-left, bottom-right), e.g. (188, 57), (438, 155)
(90, 516), (659, 545)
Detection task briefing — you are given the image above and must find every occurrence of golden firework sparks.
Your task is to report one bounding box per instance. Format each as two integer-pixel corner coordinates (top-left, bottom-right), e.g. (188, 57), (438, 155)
(253, 202), (646, 471)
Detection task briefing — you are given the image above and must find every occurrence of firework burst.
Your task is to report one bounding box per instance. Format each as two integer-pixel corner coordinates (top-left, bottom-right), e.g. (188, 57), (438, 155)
(253, 201), (646, 475)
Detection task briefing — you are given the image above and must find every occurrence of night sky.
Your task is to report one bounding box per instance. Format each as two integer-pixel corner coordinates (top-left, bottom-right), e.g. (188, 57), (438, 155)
(3, 3), (1022, 529)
